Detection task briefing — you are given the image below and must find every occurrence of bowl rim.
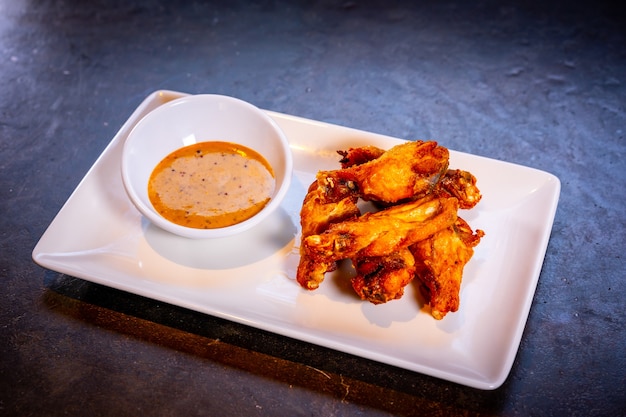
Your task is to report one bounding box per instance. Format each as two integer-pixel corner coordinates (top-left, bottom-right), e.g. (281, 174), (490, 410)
(120, 93), (293, 239)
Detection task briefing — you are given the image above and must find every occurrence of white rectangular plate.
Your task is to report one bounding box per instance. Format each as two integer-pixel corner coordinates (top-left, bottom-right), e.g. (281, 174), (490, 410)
(33, 90), (560, 390)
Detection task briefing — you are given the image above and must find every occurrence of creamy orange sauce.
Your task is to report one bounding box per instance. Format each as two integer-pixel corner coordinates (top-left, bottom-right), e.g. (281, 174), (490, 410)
(148, 141), (275, 229)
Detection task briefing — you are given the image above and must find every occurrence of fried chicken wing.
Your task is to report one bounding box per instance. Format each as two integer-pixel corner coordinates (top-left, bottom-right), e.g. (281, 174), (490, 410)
(317, 141), (449, 204)
(296, 181), (361, 290)
(302, 196), (458, 263)
(411, 217), (484, 319)
(351, 248), (416, 304)
(435, 169), (482, 209)
(336, 146), (482, 210)
(296, 256), (337, 291)
(299, 181), (361, 237)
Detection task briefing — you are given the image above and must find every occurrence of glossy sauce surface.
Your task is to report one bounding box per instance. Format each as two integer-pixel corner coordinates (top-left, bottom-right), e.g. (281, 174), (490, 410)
(148, 141), (275, 229)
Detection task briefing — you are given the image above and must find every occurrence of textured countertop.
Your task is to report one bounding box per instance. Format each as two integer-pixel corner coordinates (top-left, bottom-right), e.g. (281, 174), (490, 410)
(1, 1), (624, 416)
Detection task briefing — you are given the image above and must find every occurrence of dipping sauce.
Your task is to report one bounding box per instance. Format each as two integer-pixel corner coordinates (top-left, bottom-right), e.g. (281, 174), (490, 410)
(148, 141), (275, 229)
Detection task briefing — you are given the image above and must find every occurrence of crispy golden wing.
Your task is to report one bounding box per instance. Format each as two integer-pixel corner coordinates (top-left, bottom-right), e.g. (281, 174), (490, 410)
(351, 248), (416, 304)
(299, 181), (360, 237)
(302, 197), (458, 263)
(411, 217), (484, 319)
(296, 181), (361, 290)
(317, 141), (449, 203)
(334, 145), (481, 210)
(435, 169), (482, 209)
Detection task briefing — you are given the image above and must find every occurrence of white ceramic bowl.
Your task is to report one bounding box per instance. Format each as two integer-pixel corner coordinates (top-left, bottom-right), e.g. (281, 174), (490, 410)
(121, 94), (293, 239)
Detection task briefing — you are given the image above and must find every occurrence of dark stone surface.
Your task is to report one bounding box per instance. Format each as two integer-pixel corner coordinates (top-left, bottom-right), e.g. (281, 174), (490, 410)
(1, 1), (624, 416)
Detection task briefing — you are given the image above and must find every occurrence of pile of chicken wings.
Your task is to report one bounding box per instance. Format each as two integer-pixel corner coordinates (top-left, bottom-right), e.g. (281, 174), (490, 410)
(296, 141), (484, 319)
